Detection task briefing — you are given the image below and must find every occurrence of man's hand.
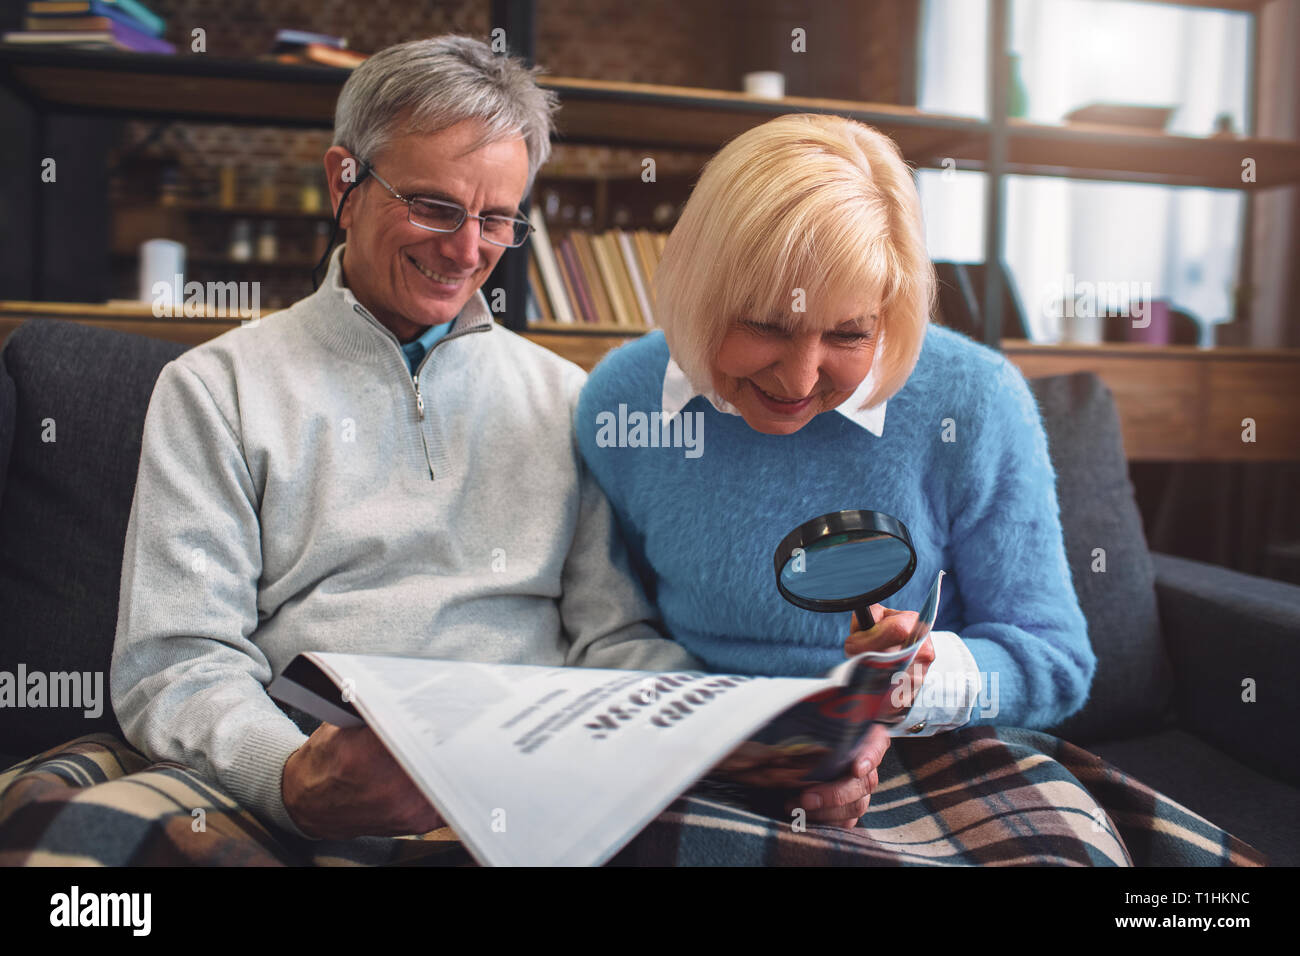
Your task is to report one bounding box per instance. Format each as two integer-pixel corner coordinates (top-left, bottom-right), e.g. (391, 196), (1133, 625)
(281, 723), (445, 840)
(784, 723), (891, 829)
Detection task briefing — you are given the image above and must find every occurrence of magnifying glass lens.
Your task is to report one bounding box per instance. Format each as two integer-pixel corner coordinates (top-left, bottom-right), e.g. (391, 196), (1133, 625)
(773, 510), (917, 630)
(780, 534), (912, 603)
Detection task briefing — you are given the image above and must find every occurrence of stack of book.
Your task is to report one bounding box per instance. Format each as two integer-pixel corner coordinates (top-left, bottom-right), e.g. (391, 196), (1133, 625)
(527, 209), (666, 328)
(4, 0), (174, 53)
(264, 29), (367, 69)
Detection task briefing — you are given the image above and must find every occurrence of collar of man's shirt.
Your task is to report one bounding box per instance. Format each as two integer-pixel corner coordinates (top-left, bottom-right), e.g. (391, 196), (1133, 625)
(660, 356), (887, 436)
(323, 244), (494, 358)
(400, 319), (455, 373)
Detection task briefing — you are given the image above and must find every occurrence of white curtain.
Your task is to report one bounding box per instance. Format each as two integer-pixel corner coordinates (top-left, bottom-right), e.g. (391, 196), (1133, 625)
(916, 0), (1251, 342)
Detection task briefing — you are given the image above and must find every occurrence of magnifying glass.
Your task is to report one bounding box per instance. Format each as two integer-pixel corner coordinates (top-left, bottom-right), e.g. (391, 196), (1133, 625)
(773, 510), (917, 632)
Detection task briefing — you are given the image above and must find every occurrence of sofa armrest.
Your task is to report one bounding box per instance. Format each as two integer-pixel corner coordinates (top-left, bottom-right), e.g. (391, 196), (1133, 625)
(1152, 551), (1300, 785)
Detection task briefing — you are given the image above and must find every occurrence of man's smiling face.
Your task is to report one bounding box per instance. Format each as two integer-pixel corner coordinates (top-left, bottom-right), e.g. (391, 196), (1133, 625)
(327, 118), (530, 342)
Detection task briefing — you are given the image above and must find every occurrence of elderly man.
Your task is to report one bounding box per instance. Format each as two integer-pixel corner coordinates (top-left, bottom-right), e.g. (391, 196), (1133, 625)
(110, 35), (706, 843)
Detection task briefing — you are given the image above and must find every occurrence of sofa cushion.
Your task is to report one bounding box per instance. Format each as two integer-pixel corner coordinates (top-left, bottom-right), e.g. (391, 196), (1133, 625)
(1088, 728), (1297, 866)
(1030, 372), (1175, 743)
(0, 320), (185, 757)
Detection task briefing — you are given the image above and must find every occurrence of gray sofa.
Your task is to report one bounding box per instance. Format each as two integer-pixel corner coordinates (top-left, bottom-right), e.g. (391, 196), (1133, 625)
(1, 319), (1296, 864)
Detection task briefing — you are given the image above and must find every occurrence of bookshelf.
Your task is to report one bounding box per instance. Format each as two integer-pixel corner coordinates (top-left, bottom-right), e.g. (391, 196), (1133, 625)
(165, 202), (333, 221)
(0, 0), (1293, 341)
(1, 46), (1293, 189)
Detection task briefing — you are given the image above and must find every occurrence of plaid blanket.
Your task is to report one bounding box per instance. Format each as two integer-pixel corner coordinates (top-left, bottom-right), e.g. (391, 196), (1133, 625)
(0, 728), (1265, 866)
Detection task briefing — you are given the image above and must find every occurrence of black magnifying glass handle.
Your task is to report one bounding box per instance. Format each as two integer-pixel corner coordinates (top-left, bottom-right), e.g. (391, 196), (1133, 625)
(853, 603), (878, 633)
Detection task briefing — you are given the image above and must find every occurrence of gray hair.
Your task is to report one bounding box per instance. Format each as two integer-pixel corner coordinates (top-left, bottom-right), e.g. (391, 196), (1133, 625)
(333, 35), (558, 193)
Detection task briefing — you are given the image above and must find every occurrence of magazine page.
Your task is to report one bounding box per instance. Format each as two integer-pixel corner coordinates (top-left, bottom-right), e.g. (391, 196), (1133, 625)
(281, 653), (836, 866)
(268, 570), (944, 865)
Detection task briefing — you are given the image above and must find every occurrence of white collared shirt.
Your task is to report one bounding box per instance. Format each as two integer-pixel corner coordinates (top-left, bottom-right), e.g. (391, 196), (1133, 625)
(661, 356), (887, 436)
(659, 356), (983, 737)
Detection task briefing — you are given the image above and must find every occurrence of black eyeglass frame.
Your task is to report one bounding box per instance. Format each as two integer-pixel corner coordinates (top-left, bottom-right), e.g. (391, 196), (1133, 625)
(310, 158), (534, 290)
(366, 165), (533, 249)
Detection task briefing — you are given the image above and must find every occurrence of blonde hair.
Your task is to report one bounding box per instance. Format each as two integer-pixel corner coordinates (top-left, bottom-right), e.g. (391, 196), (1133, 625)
(654, 113), (935, 410)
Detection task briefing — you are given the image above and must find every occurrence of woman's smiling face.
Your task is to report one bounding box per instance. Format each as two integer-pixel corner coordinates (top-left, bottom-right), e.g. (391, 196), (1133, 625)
(709, 304), (880, 435)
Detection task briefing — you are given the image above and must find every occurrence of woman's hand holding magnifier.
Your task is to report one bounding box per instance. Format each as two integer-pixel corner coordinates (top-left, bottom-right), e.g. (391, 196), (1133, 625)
(846, 603), (936, 723)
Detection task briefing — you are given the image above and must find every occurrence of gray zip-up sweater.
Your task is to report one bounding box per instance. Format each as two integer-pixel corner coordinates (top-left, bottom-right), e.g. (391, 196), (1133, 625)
(111, 245), (700, 837)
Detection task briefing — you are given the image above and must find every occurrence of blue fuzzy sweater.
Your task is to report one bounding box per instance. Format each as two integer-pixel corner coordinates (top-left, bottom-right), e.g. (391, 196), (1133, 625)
(576, 325), (1096, 730)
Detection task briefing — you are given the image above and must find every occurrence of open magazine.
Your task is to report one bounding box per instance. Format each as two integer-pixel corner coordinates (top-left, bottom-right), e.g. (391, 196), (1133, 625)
(268, 570), (944, 866)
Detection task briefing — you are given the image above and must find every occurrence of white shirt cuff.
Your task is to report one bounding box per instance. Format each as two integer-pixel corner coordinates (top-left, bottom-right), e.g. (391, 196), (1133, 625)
(886, 630), (980, 737)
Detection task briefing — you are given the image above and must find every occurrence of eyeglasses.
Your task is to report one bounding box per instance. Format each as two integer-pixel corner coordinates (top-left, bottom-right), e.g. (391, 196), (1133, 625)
(365, 165), (533, 248)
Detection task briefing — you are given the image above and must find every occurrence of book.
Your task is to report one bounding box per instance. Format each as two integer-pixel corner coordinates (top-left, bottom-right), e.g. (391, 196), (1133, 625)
(1063, 103), (1173, 130)
(589, 232), (636, 326)
(617, 230), (655, 327)
(271, 28), (348, 50)
(26, 0), (164, 36)
(269, 570), (945, 866)
(524, 280), (541, 324)
(23, 15), (130, 32)
(557, 238), (595, 324)
(632, 229), (660, 288)
(603, 231), (647, 327)
(527, 208), (574, 324)
(4, 22), (173, 52)
(568, 232), (616, 326)
(272, 43), (367, 68)
(526, 254), (554, 324)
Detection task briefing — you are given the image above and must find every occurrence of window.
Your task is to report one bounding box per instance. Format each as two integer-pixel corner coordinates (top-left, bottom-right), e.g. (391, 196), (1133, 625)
(917, 0), (1252, 342)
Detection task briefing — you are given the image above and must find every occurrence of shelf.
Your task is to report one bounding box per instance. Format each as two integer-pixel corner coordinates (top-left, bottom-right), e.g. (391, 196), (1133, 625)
(546, 76), (988, 161)
(187, 255), (320, 269)
(4, 46), (1295, 189)
(1001, 120), (1295, 190)
(0, 2), (1286, 350)
(0, 45), (345, 128)
(1094, 0), (1264, 9)
(1000, 338), (1300, 360)
(109, 251), (322, 269)
(553, 78), (1300, 187)
(165, 201), (333, 220)
(2, 300), (219, 318)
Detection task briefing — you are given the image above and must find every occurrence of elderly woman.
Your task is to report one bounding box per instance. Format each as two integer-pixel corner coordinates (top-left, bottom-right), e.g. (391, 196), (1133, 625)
(577, 114), (1264, 865)
(582, 111), (1092, 718)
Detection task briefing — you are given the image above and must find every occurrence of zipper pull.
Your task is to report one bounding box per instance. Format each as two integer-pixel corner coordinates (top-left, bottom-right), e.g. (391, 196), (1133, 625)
(412, 375), (434, 481)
